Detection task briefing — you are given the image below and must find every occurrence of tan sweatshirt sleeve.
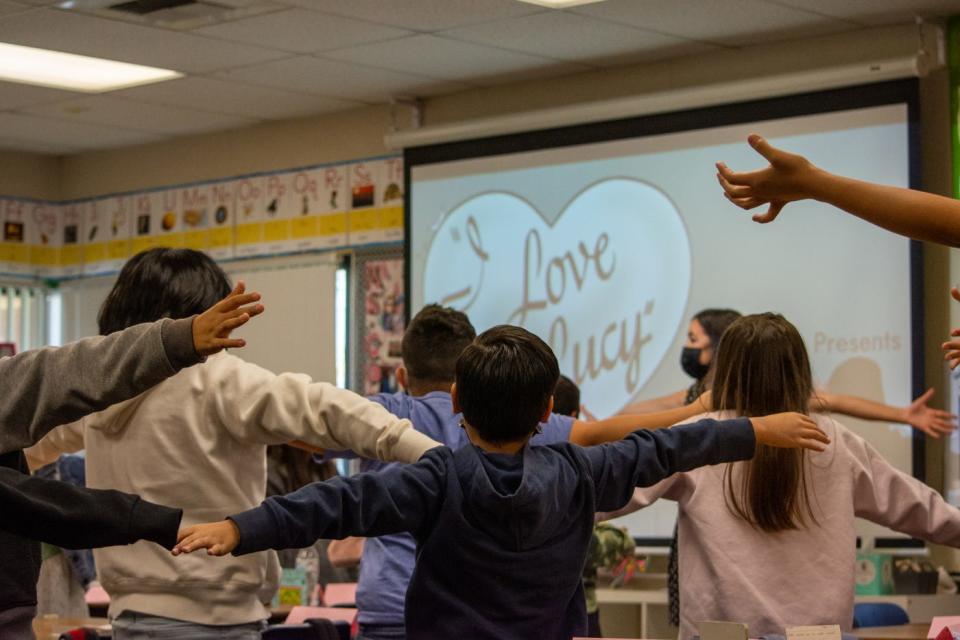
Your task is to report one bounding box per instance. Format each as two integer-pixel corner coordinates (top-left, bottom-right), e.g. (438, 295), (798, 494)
(24, 420), (86, 471)
(210, 358), (441, 463)
(850, 431), (960, 546)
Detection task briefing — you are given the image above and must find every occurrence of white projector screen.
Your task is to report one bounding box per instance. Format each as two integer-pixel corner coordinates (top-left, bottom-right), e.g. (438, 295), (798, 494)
(407, 82), (921, 543)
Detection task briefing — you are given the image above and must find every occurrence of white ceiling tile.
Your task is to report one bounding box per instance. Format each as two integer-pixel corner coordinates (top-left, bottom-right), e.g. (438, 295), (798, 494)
(572, 0), (854, 46)
(215, 55), (472, 101)
(277, 0), (546, 31)
(0, 112), (161, 151)
(770, 0), (960, 25)
(195, 7), (411, 54)
(321, 34), (588, 84)
(0, 8), (289, 73)
(0, 79), (81, 110)
(115, 76), (363, 120)
(23, 95), (258, 135)
(442, 11), (718, 66)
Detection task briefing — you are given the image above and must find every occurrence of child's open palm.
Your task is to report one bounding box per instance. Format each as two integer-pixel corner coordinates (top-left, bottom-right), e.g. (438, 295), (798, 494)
(192, 280), (264, 356)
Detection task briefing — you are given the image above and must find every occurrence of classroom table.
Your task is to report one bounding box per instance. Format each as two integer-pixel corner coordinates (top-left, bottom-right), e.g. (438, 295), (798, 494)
(852, 623), (930, 640)
(33, 615), (110, 639)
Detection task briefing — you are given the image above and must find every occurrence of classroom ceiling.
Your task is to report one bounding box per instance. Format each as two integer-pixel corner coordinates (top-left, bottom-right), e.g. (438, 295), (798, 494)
(0, 0), (959, 155)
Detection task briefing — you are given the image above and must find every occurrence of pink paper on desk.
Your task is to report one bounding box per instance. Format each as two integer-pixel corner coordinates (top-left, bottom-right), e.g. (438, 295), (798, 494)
(84, 585), (110, 606)
(927, 617), (960, 638)
(285, 606), (357, 625)
(322, 582), (357, 607)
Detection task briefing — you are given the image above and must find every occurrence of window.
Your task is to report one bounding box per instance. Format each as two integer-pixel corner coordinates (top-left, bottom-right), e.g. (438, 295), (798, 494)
(0, 285), (48, 353)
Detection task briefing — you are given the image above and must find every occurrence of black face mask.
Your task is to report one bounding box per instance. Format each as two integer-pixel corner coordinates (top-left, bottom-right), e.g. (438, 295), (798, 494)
(680, 347), (710, 380)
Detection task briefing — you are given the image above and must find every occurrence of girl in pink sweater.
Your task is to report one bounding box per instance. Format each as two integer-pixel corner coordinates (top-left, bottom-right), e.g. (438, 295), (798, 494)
(612, 313), (960, 640)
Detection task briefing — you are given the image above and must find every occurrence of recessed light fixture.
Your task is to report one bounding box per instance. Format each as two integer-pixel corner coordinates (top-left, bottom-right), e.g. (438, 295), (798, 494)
(515, 0), (607, 7)
(0, 43), (182, 93)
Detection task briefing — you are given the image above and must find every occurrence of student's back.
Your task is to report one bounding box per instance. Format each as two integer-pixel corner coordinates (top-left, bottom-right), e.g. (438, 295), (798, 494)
(358, 390), (573, 631)
(614, 313), (960, 640)
(25, 249), (438, 635)
(624, 411), (960, 639)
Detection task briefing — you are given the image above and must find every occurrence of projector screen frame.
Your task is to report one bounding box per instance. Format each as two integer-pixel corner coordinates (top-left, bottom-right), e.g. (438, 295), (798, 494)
(403, 79), (926, 518)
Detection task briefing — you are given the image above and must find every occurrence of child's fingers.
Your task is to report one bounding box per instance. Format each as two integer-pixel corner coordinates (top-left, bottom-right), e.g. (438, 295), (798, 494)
(716, 175), (753, 198)
(217, 313), (251, 335)
(211, 337), (247, 351)
(222, 303), (264, 322)
(715, 162), (752, 186)
(177, 527), (197, 543)
(723, 192), (764, 210)
(917, 387), (936, 403)
(752, 202), (784, 224)
(951, 286), (960, 303)
(804, 425), (830, 445)
(801, 437), (827, 452)
(216, 291), (261, 313)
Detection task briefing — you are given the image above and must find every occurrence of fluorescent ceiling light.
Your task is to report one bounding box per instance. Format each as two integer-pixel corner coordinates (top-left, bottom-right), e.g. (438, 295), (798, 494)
(515, 0), (607, 7)
(0, 43), (182, 92)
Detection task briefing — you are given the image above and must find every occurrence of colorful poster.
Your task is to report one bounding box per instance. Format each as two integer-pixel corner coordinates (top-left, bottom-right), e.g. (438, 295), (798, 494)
(262, 172), (294, 254)
(83, 195), (130, 274)
(285, 166), (349, 251)
(0, 198), (33, 275)
(58, 202), (85, 277)
(347, 158), (403, 246)
(234, 177), (267, 257)
(207, 181), (235, 260)
(131, 189), (184, 255)
(179, 184), (210, 252)
(30, 201), (61, 277)
(361, 258), (406, 395)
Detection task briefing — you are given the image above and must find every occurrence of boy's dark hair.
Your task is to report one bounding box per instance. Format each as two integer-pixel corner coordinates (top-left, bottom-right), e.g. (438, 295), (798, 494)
(402, 304), (476, 385)
(455, 325), (559, 444)
(98, 247), (232, 335)
(553, 374), (580, 418)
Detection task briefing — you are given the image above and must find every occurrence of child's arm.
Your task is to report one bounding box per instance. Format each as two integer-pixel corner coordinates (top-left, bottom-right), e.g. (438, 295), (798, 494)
(586, 413), (828, 512)
(24, 421), (85, 471)
(716, 134), (960, 247)
(849, 426), (960, 545)
(569, 393), (711, 447)
(617, 389), (689, 416)
(173, 450), (448, 557)
(0, 282), (263, 454)
(210, 365), (440, 465)
(812, 388), (956, 438)
(0, 465), (182, 550)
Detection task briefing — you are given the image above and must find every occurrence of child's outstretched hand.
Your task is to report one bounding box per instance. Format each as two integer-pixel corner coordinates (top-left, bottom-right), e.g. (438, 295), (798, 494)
(716, 134), (820, 223)
(942, 287), (960, 369)
(192, 280), (264, 356)
(172, 520), (240, 557)
(904, 388), (956, 438)
(750, 412), (830, 452)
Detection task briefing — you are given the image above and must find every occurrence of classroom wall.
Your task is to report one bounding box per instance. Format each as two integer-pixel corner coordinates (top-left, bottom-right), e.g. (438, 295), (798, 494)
(0, 149), (61, 201)
(58, 105), (393, 199)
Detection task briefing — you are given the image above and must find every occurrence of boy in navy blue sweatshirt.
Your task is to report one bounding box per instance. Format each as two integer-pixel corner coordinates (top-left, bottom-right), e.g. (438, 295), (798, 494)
(174, 325), (828, 640)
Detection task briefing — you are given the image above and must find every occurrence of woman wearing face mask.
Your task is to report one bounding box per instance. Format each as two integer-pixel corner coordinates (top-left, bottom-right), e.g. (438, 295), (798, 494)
(620, 307), (955, 629)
